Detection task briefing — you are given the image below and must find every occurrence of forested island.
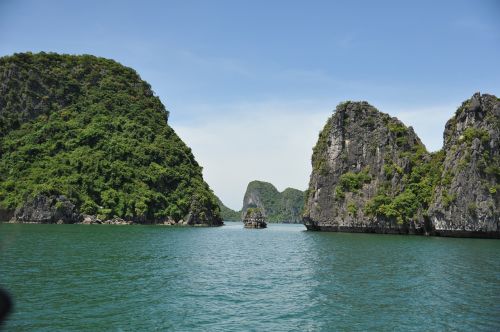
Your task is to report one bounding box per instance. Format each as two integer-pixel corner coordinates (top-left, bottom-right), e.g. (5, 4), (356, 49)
(217, 180), (305, 223)
(0, 52), (222, 226)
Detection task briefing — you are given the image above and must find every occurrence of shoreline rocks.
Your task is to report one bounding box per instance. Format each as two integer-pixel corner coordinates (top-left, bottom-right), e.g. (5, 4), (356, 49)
(6, 208), (223, 227)
(12, 195), (81, 224)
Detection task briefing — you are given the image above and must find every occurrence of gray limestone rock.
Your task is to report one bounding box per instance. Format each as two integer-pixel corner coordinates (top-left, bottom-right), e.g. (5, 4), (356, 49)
(12, 194), (81, 224)
(243, 208), (267, 229)
(303, 95), (499, 238)
(303, 101), (426, 234)
(428, 93), (499, 237)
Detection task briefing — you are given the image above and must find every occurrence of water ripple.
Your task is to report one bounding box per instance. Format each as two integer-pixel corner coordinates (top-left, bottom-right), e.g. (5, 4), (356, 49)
(1, 223), (499, 331)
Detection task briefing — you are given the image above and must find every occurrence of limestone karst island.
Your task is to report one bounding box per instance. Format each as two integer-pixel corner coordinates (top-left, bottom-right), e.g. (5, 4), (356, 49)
(218, 180), (306, 223)
(303, 94), (499, 238)
(0, 53), (498, 239)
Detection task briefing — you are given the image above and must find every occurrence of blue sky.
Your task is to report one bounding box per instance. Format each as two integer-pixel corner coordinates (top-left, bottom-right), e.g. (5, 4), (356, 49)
(1, 0), (499, 209)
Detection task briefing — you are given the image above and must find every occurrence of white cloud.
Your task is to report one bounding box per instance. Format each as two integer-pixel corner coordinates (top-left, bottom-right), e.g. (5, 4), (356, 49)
(171, 100), (332, 210)
(171, 100), (458, 210)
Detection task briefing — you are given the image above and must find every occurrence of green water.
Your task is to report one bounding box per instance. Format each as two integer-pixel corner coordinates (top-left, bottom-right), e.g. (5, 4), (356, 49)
(0, 222), (499, 331)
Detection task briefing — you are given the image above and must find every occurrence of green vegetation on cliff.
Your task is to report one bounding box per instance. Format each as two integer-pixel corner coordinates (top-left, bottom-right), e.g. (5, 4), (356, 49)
(306, 100), (443, 227)
(0, 52), (221, 224)
(312, 116), (334, 174)
(216, 197), (241, 221)
(242, 180), (305, 223)
(364, 148), (444, 224)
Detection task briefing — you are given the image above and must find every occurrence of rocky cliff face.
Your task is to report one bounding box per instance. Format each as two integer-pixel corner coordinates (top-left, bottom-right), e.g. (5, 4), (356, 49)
(13, 195), (81, 224)
(242, 181), (304, 223)
(429, 93), (499, 236)
(303, 101), (431, 233)
(304, 94), (499, 238)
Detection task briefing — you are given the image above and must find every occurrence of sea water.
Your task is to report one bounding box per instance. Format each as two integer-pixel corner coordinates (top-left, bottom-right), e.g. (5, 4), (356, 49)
(1, 222), (499, 331)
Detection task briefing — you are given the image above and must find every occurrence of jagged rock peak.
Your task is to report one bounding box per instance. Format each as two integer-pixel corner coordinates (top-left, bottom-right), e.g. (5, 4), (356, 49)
(304, 100), (431, 233)
(429, 93), (499, 236)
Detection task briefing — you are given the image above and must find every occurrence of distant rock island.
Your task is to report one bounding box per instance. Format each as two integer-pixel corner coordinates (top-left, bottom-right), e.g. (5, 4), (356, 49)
(242, 181), (305, 223)
(303, 93), (499, 238)
(243, 207), (267, 229)
(0, 52), (222, 226)
(216, 181), (305, 223)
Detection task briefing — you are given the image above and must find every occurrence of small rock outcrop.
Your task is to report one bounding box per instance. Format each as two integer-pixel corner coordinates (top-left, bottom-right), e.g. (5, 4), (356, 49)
(242, 181), (304, 223)
(243, 208), (267, 229)
(81, 215), (101, 224)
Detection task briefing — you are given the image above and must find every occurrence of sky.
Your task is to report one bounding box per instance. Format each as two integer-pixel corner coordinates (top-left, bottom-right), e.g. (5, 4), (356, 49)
(1, 0), (499, 209)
